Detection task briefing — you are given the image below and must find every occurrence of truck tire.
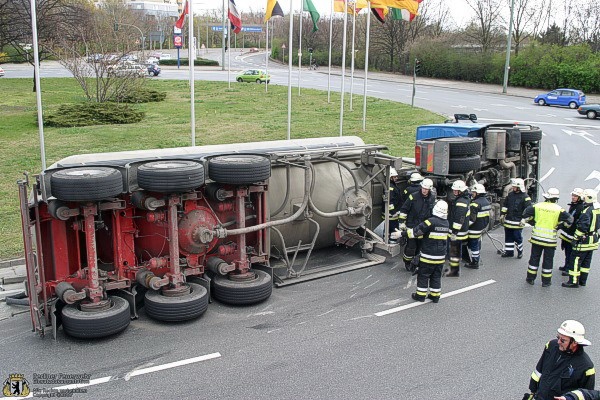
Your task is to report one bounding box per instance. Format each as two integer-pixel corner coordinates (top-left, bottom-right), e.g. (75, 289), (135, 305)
(137, 160), (204, 193)
(208, 155), (271, 185)
(51, 167), (123, 202)
(448, 155), (481, 174)
(519, 128), (543, 142)
(61, 296), (130, 339)
(437, 137), (482, 156)
(212, 270), (272, 305)
(144, 283), (208, 322)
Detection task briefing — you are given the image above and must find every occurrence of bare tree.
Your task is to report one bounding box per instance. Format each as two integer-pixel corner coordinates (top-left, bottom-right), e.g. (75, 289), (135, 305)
(464, 0), (505, 52)
(570, 1), (600, 50)
(511, 0), (547, 55)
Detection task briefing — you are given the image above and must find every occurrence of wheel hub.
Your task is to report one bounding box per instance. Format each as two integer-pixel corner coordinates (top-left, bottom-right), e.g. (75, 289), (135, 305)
(228, 272), (256, 282)
(80, 299), (112, 312)
(161, 284), (191, 297)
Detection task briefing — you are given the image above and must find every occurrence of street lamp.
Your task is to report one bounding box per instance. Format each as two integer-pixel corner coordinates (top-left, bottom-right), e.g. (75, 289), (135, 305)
(502, 0), (515, 94)
(115, 22), (146, 50)
(282, 43), (286, 62)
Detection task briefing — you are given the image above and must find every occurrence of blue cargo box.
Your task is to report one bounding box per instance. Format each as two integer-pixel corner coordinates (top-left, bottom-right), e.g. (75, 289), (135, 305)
(416, 123), (490, 141)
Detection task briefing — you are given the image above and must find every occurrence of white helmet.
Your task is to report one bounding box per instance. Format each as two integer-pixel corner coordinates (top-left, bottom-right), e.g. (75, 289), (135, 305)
(432, 200), (448, 219)
(409, 172), (424, 183)
(571, 188), (584, 198)
(451, 180), (468, 192)
(420, 178), (434, 190)
(512, 178), (525, 191)
(583, 189), (598, 204)
(557, 320), (591, 346)
(472, 183), (486, 194)
(542, 187), (560, 200)
(390, 168), (398, 178)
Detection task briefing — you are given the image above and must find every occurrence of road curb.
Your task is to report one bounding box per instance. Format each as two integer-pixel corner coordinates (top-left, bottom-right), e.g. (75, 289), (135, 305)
(0, 258), (25, 269)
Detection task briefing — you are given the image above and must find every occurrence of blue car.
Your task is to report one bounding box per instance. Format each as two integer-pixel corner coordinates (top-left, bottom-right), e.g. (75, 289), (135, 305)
(534, 88), (586, 109)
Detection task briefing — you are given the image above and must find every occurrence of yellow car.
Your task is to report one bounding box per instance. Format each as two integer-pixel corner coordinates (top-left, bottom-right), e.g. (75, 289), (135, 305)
(236, 69), (270, 84)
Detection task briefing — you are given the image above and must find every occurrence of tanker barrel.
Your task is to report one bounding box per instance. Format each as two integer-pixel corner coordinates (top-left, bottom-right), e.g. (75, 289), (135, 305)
(323, 156), (360, 193)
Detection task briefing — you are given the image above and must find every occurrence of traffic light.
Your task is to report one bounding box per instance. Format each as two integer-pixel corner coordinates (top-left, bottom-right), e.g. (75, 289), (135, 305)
(308, 48), (313, 54)
(414, 58), (421, 74)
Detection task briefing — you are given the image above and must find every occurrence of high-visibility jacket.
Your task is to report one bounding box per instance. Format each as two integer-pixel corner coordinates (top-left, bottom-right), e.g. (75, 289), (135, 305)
(407, 216), (449, 264)
(561, 389), (600, 400)
(468, 194), (491, 239)
(573, 203), (600, 252)
(502, 190), (531, 229)
(448, 192), (470, 241)
(558, 200), (585, 243)
(523, 201), (573, 247)
(398, 191), (435, 228)
(529, 339), (595, 400)
(401, 183), (422, 205)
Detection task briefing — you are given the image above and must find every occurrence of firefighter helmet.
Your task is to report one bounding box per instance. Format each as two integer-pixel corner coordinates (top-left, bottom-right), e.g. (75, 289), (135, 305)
(582, 189), (598, 204)
(472, 183), (486, 194)
(432, 200), (448, 219)
(542, 187), (560, 200)
(451, 180), (468, 192)
(571, 188), (584, 198)
(409, 172), (424, 183)
(557, 320), (591, 346)
(420, 178), (433, 190)
(390, 168), (398, 178)
(512, 178), (525, 191)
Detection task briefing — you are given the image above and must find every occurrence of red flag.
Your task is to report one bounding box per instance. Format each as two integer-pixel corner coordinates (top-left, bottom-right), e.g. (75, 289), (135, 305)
(371, 8), (388, 23)
(175, 1), (188, 29)
(229, 0), (242, 34)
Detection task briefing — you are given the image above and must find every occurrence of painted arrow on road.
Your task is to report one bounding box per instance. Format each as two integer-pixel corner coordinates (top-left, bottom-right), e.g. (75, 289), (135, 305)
(585, 170), (600, 192)
(562, 129), (599, 146)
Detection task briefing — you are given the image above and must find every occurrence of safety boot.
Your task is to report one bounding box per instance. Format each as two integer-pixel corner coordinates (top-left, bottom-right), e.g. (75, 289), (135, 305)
(517, 250), (523, 259)
(445, 267), (460, 277)
(427, 294), (440, 303)
(526, 278), (535, 285)
(562, 282), (579, 288)
(501, 252), (514, 258)
(464, 260), (479, 269)
(411, 293), (425, 302)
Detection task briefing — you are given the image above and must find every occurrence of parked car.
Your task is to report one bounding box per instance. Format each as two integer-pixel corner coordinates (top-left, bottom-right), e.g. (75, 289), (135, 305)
(534, 88), (586, 109)
(87, 53), (104, 63)
(577, 104), (600, 119)
(119, 54), (138, 63)
(249, 47), (259, 53)
(159, 53), (172, 60)
(107, 63), (146, 78)
(147, 64), (161, 76)
(236, 69), (270, 84)
(146, 56), (159, 65)
(0, 66), (4, 77)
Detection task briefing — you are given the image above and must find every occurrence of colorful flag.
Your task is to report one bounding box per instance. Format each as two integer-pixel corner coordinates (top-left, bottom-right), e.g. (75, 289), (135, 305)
(303, 0), (320, 32)
(391, 7), (415, 21)
(265, 0), (284, 22)
(371, 7), (389, 23)
(370, 0), (419, 15)
(228, 0), (242, 34)
(333, 0), (369, 15)
(175, 0), (188, 29)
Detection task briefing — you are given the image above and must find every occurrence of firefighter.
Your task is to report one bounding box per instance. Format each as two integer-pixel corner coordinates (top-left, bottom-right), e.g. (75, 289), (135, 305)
(558, 188), (585, 273)
(445, 180), (470, 277)
(401, 172), (424, 204)
(500, 178), (531, 259)
(398, 178), (435, 270)
(392, 200), (449, 303)
(465, 183), (491, 269)
(555, 389), (600, 400)
(522, 188), (573, 287)
(524, 320), (595, 400)
(562, 189), (600, 288)
(385, 168), (403, 242)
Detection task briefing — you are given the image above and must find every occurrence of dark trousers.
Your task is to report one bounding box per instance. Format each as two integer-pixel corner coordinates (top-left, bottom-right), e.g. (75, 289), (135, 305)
(414, 263), (443, 300)
(527, 243), (556, 284)
(566, 250), (594, 285)
(403, 238), (421, 264)
(504, 228), (524, 256)
(448, 239), (463, 273)
(561, 240), (573, 268)
(467, 236), (482, 262)
(388, 219), (399, 240)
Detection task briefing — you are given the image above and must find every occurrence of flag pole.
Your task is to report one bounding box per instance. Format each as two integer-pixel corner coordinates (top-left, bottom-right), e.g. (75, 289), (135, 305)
(29, 0), (46, 170)
(221, 0), (226, 71)
(297, 6), (303, 96)
(339, 0), (349, 137)
(189, 0), (196, 146)
(362, 1), (371, 131)
(349, 6), (356, 111)
(327, 0), (333, 103)
(287, 0), (294, 140)
(227, 24), (231, 89)
(265, 19), (269, 93)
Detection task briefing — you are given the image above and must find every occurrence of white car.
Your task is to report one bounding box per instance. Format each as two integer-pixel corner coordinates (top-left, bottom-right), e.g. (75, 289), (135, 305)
(146, 57), (159, 64)
(107, 63), (146, 78)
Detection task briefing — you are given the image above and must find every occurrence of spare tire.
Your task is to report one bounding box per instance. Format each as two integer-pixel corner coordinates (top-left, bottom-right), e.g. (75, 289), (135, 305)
(51, 167), (123, 202)
(448, 155), (481, 174)
(208, 155), (271, 185)
(437, 137), (482, 156)
(138, 160), (204, 193)
(518, 127), (543, 142)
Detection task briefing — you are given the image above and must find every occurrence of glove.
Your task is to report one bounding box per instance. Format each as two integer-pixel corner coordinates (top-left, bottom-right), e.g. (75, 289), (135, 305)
(398, 223), (407, 231)
(390, 228), (404, 240)
(521, 393), (533, 400)
(392, 212), (401, 219)
(450, 233), (457, 241)
(519, 219), (527, 227)
(500, 215), (505, 224)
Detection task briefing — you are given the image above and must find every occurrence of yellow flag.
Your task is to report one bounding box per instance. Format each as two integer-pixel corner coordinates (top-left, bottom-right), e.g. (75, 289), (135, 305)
(370, 0), (419, 15)
(265, 0), (284, 22)
(333, 0), (370, 15)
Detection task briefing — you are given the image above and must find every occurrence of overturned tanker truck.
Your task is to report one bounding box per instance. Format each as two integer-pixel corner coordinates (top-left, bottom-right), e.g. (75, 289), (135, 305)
(17, 115), (542, 339)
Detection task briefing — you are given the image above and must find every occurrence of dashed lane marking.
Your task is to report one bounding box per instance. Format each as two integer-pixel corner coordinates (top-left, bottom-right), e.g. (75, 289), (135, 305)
(553, 144), (560, 156)
(374, 280), (496, 317)
(539, 167), (555, 182)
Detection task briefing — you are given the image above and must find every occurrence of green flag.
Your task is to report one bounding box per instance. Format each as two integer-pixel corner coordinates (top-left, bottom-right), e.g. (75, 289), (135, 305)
(303, 0), (320, 32)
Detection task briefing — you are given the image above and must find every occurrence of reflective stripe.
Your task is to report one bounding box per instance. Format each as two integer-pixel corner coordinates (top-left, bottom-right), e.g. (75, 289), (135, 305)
(531, 370), (541, 382)
(477, 211), (490, 217)
(425, 220), (431, 226)
(429, 232), (448, 239)
(586, 367), (596, 376)
(501, 207), (507, 213)
(452, 222), (463, 230)
(572, 390), (585, 400)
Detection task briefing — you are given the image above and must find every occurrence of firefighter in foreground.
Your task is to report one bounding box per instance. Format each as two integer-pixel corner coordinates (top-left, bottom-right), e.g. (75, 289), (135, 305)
(524, 320), (595, 400)
(465, 183), (491, 269)
(392, 200), (449, 303)
(500, 178), (531, 259)
(522, 188), (573, 287)
(558, 188), (585, 273)
(562, 189), (600, 288)
(555, 389), (600, 400)
(445, 180), (470, 277)
(398, 178), (435, 270)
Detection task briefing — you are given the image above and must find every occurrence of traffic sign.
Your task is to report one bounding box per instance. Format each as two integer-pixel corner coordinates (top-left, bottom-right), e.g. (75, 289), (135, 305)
(174, 35), (183, 48)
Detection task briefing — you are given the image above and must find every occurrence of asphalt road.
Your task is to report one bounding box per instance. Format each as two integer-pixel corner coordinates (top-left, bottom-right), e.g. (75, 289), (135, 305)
(1, 51), (600, 400)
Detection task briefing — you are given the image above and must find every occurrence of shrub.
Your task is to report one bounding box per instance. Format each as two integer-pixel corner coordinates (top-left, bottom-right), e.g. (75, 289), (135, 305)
(44, 102), (145, 127)
(114, 88), (167, 103)
(159, 58), (219, 66)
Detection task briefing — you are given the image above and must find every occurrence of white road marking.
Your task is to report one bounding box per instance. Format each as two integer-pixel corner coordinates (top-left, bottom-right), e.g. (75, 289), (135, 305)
(374, 280), (496, 317)
(248, 311), (275, 317)
(473, 108), (488, 111)
(490, 103), (508, 107)
(585, 170), (600, 191)
(539, 167), (555, 182)
(536, 113), (557, 117)
(515, 107), (527, 110)
(477, 118), (600, 130)
(562, 129), (599, 146)
(553, 144), (559, 156)
(564, 118), (575, 121)
(451, 105), (467, 109)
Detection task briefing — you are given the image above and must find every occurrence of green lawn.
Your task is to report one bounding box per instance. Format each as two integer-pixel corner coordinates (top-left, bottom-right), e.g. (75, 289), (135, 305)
(0, 77), (443, 259)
